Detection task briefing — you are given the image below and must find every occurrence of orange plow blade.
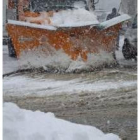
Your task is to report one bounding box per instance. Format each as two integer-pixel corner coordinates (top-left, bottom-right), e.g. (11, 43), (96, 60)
(6, 15), (130, 62)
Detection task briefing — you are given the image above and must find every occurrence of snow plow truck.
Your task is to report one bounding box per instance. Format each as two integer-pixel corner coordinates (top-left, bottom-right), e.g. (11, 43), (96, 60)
(6, 0), (131, 65)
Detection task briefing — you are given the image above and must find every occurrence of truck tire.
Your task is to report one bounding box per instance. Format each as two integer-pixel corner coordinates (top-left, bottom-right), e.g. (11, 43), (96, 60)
(8, 38), (16, 57)
(122, 38), (137, 60)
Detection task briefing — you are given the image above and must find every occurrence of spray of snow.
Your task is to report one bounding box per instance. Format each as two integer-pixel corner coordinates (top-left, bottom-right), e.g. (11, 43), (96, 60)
(67, 51), (115, 72)
(3, 102), (121, 140)
(18, 47), (115, 72)
(19, 47), (72, 70)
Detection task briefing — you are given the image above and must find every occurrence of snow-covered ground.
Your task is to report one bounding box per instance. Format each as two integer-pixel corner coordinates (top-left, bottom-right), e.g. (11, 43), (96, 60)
(3, 72), (137, 96)
(3, 35), (137, 140)
(4, 102), (120, 140)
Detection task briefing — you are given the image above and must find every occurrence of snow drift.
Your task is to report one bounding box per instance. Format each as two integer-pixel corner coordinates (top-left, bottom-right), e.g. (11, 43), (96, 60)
(3, 103), (120, 140)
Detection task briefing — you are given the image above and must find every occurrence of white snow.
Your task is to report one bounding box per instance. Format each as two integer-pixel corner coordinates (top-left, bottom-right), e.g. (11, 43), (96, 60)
(18, 48), (72, 70)
(67, 51), (115, 72)
(50, 9), (99, 27)
(3, 102), (121, 140)
(17, 49), (116, 72)
(3, 74), (137, 96)
(3, 45), (116, 74)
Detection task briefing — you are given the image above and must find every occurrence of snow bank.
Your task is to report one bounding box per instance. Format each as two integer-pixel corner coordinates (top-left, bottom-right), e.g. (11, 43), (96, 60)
(3, 102), (120, 140)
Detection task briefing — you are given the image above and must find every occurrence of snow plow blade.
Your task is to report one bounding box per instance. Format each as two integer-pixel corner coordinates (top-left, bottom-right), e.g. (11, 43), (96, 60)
(6, 14), (130, 61)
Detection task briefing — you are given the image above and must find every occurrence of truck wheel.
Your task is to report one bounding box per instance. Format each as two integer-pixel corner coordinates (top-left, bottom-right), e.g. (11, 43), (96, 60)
(8, 38), (16, 57)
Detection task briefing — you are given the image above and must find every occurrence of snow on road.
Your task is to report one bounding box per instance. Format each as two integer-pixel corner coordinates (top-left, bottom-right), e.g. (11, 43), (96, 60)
(3, 102), (120, 140)
(3, 73), (137, 96)
(3, 36), (137, 140)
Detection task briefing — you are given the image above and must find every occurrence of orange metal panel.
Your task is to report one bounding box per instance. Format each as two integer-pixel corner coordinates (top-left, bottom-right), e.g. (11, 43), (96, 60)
(6, 23), (121, 61)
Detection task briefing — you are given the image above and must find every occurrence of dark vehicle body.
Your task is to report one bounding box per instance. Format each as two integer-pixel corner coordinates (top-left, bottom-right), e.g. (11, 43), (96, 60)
(122, 15), (137, 60)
